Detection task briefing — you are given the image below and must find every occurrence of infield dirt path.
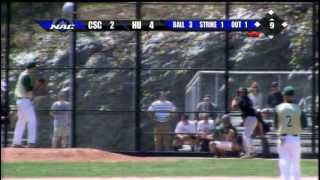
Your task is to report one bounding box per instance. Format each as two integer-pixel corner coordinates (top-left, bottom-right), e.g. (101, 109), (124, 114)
(2, 177), (318, 180)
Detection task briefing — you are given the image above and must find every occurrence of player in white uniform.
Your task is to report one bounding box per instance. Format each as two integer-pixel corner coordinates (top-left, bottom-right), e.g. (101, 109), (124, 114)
(275, 86), (307, 180)
(209, 114), (241, 157)
(12, 62), (38, 148)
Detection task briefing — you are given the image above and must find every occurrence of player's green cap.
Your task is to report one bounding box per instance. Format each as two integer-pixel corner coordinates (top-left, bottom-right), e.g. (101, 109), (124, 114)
(282, 86), (295, 96)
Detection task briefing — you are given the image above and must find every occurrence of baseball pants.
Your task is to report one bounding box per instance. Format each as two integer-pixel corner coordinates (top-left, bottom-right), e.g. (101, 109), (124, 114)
(278, 135), (301, 180)
(154, 121), (171, 151)
(242, 116), (257, 155)
(12, 98), (37, 145)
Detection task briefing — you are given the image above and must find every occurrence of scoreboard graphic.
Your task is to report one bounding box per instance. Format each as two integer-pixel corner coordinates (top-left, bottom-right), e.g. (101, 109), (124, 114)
(36, 10), (287, 39)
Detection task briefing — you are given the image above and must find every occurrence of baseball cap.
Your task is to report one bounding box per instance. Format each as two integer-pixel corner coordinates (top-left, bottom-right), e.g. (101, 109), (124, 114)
(282, 86), (295, 96)
(26, 61), (37, 69)
(271, 81), (279, 87)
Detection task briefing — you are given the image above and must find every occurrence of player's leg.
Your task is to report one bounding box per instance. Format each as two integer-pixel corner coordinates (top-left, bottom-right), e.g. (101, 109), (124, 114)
(12, 100), (27, 146)
(290, 136), (301, 180)
(242, 116), (257, 156)
(173, 135), (183, 149)
(209, 141), (219, 156)
(211, 141), (228, 157)
(26, 101), (37, 145)
(278, 137), (290, 180)
(231, 142), (241, 156)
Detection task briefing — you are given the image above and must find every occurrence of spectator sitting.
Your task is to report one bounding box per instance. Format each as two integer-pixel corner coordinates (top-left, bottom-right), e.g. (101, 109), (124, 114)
(196, 113), (215, 152)
(173, 114), (196, 151)
(209, 114), (241, 157)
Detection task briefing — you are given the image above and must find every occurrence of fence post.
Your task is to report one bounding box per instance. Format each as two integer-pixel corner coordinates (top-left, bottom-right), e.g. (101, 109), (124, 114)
(3, 2), (11, 147)
(311, 2), (317, 154)
(135, 2), (142, 152)
(224, 2), (230, 113)
(69, 2), (77, 147)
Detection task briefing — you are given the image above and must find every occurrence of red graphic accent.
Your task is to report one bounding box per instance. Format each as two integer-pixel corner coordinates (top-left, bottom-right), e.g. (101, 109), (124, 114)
(247, 31), (261, 37)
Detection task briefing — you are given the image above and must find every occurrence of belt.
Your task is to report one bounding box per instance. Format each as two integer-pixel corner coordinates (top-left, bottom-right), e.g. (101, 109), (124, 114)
(281, 134), (298, 136)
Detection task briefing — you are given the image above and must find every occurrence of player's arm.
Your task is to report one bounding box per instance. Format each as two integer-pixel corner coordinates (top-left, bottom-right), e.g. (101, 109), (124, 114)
(231, 97), (239, 110)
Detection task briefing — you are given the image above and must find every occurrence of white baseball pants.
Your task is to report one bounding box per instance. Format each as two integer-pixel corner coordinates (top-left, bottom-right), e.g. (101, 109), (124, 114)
(278, 135), (301, 180)
(12, 98), (37, 145)
(242, 116), (257, 155)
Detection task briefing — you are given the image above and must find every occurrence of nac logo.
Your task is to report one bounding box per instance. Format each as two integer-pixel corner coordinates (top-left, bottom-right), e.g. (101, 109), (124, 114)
(50, 19), (75, 32)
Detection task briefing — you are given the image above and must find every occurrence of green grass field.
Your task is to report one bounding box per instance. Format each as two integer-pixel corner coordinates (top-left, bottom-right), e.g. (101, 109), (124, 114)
(1, 159), (318, 177)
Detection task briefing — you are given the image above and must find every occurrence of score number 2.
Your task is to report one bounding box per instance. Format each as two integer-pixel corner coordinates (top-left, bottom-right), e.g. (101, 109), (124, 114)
(109, 21), (115, 29)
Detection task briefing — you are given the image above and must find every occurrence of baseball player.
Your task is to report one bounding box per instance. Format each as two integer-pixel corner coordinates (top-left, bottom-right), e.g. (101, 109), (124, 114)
(231, 87), (257, 158)
(209, 114), (241, 157)
(275, 86), (307, 180)
(50, 92), (71, 148)
(12, 62), (38, 148)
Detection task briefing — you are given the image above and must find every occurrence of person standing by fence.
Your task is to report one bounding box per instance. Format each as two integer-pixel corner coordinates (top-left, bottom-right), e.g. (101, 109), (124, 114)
(148, 91), (176, 151)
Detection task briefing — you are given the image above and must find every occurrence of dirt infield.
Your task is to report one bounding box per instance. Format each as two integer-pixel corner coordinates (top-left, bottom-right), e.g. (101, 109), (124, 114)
(1, 148), (162, 162)
(2, 177), (318, 180)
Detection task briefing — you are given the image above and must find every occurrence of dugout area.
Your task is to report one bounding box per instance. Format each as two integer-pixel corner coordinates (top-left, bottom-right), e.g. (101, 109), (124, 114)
(1, 2), (319, 158)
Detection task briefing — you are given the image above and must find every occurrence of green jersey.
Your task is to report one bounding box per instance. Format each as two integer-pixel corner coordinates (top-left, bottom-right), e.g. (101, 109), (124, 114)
(275, 102), (306, 135)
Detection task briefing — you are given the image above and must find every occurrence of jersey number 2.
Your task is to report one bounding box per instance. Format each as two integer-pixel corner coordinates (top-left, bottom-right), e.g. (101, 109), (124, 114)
(285, 115), (293, 127)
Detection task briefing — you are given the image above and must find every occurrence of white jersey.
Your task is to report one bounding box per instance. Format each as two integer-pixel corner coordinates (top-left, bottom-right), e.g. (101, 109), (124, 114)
(148, 100), (176, 122)
(197, 120), (215, 133)
(175, 120), (196, 134)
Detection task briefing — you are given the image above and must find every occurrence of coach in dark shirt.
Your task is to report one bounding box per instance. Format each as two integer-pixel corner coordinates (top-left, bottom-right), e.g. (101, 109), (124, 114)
(267, 82), (283, 108)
